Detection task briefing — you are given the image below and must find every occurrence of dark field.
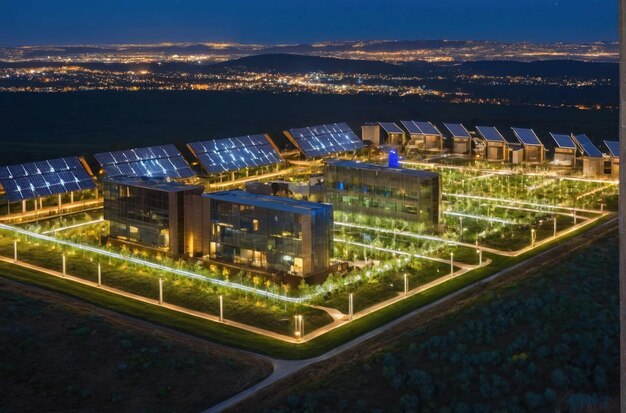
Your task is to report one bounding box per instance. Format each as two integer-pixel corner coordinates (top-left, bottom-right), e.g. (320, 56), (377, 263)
(0, 91), (618, 165)
(0, 279), (272, 413)
(250, 232), (619, 413)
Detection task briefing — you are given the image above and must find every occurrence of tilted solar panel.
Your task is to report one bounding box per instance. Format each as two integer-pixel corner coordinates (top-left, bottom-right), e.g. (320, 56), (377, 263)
(188, 134), (283, 174)
(287, 122), (363, 158)
(475, 126), (506, 142)
(572, 134), (603, 158)
(400, 121), (421, 135)
(0, 156), (95, 201)
(604, 140), (619, 157)
(549, 133), (577, 149)
(414, 122), (441, 136)
(512, 128), (542, 146)
(93, 144), (195, 179)
(378, 122), (404, 134)
(444, 123), (471, 138)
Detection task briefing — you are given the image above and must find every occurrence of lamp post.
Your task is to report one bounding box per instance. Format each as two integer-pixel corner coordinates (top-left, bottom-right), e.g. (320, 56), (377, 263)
(62, 253), (66, 277)
(97, 262), (102, 287)
(553, 216), (557, 238)
(476, 248), (483, 267)
(294, 315), (304, 341)
(348, 293), (354, 320)
(219, 295), (224, 322)
(531, 228), (536, 248)
(13, 239), (17, 263)
(403, 273), (409, 296)
(450, 252), (454, 275)
(158, 277), (163, 305)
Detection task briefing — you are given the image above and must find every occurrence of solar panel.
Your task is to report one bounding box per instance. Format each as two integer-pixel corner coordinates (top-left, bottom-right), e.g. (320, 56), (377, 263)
(550, 133), (577, 149)
(400, 121), (441, 136)
(414, 122), (441, 136)
(512, 128), (542, 146)
(604, 140), (619, 157)
(93, 144), (195, 179)
(572, 134), (603, 158)
(400, 121), (421, 135)
(444, 123), (471, 138)
(188, 134), (283, 174)
(0, 156), (95, 202)
(287, 122), (363, 158)
(378, 122), (404, 134)
(476, 126), (506, 142)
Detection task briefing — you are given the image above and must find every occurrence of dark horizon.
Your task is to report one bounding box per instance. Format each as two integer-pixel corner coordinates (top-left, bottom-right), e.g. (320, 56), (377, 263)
(0, 0), (617, 47)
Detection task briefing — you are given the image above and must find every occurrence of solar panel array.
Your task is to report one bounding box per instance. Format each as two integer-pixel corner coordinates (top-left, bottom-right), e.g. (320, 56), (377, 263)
(93, 145), (195, 179)
(573, 134), (603, 157)
(378, 122), (404, 134)
(444, 123), (471, 138)
(604, 140), (620, 157)
(475, 126), (506, 142)
(512, 128), (542, 146)
(400, 121), (442, 136)
(549, 133), (577, 149)
(188, 134), (283, 174)
(287, 123), (363, 158)
(0, 157), (95, 201)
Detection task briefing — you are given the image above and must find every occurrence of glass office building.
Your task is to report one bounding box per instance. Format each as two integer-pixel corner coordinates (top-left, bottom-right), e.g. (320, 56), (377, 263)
(324, 159), (441, 227)
(186, 191), (333, 277)
(103, 177), (204, 254)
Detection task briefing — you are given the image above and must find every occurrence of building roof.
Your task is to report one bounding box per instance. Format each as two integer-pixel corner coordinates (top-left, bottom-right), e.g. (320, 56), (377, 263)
(604, 140), (619, 157)
(324, 158), (439, 179)
(203, 190), (332, 215)
(475, 126), (506, 143)
(400, 121), (442, 136)
(443, 123), (472, 139)
(104, 177), (204, 193)
(549, 133), (577, 150)
(378, 122), (404, 134)
(572, 134), (603, 158)
(511, 127), (543, 146)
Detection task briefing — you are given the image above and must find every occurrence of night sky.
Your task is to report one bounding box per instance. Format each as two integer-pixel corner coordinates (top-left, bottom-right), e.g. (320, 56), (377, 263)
(1, 0), (617, 46)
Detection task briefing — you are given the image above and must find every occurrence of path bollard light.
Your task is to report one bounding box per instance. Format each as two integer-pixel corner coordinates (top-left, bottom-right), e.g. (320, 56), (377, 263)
(159, 277), (163, 305)
(450, 252), (454, 275)
(97, 262), (102, 287)
(403, 273), (408, 296)
(348, 293), (354, 320)
(219, 295), (224, 322)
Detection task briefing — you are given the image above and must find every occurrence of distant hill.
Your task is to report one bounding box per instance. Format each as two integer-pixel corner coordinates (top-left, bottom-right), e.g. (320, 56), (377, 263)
(441, 60), (618, 79)
(211, 53), (413, 75)
(214, 54), (617, 79)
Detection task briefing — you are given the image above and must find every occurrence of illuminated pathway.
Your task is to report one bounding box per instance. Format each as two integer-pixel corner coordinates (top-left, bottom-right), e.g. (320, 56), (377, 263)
(205, 216), (618, 413)
(41, 218), (104, 234)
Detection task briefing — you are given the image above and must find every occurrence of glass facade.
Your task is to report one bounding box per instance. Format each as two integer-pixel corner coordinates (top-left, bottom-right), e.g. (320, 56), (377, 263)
(324, 160), (441, 227)
(103, 179), (203, 254)
(202, 191), (333, 277)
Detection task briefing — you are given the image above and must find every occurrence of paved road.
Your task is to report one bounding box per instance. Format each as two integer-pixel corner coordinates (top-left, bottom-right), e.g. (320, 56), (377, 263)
(204, 216), (618, 413)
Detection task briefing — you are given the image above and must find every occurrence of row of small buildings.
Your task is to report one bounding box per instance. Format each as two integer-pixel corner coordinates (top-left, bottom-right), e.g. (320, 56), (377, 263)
(362, 121), (619, 179)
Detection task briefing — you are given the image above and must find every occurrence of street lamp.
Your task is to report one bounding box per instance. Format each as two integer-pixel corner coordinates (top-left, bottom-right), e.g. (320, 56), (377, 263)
(450, 252), (454, 275)
(403, 273), (409, 296)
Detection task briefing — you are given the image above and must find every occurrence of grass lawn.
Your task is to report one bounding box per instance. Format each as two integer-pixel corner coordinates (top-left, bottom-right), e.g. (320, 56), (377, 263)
(252, 229), (619, 413)
(0, 279), (273, 413)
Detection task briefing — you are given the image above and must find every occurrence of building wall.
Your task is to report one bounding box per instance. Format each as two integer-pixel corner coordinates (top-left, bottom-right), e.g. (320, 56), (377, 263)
(361, 125), (381, 146)
(486, 142), (506, 161)
(452, 137), (471, 155)
(103, 181), (202, 255)
(324, 163), (441, 228)
(185, 194), (333, 277)
(582, 157), (606, 178)
(554, 148), (576, 166)
(406, 134), (442, 154)
(612, 157), (620, 180)
(523, 146), (544, 163)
